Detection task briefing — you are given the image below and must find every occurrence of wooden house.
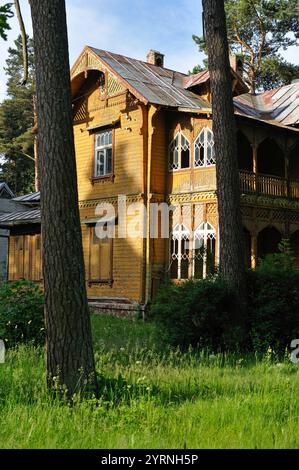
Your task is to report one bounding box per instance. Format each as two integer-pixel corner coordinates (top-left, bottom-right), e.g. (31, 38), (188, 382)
(1, 47), (299, 315)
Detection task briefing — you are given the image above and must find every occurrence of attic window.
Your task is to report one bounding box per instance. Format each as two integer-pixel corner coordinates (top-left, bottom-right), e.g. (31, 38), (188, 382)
(169, 132), (190, 171)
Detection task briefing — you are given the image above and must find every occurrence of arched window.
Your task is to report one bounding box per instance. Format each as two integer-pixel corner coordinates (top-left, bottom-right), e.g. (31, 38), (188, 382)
(193, 222), (216, 278)
(169, 132), (190, 170)
(170, 224), (190, 279)
(194, 128), (215, 167)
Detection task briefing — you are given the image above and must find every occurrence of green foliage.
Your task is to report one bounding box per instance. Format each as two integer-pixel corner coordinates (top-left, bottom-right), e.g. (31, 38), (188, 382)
(0, 36), (35, 194)
(151, 279), (240, 350)
(247, 240), (299, 353)
(193, 0), (299, 92)
(0, 3), (13, 40)
(256, 239), (295, 273)
(256, 56), (299, 90)
(0, 280), (44, 347)
(188, 61), (207, 75)
(152, 240), (299, 354)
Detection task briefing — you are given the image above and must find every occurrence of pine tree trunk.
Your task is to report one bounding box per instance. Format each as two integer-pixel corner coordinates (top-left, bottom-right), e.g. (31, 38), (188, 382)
(202, 0), (246, 303)
(29, 0), (98, 396)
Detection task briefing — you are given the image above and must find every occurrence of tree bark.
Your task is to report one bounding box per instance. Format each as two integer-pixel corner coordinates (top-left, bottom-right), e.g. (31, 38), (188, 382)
(29, 0), (97, 396)
(202, 0), (247, 305)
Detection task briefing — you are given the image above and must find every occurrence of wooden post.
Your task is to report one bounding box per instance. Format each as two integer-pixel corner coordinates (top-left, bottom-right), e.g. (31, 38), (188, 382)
(252, 143), (258, 193)
(285, 152), (290, 198)
(251, 232), (258, 269)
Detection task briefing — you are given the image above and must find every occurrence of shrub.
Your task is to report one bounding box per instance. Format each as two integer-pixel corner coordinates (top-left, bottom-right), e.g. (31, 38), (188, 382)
(0, 280), (44, 347)
(152, 240), (299, 354)
(150, 278), (241, 351)
(247, 242), (299, 353)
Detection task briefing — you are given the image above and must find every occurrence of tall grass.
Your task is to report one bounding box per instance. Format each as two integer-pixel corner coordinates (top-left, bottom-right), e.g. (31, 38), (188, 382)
(0, 315), (298, 448)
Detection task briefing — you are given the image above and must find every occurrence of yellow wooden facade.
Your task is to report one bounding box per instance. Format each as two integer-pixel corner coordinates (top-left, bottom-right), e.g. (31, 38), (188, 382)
(6, 47), (299, 307)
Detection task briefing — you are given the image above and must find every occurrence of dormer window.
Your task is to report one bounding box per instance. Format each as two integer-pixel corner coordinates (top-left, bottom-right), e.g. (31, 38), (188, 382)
(94, 130), (112, 177)
(169, 132), (190, 170)
(194, 128), (215, 167)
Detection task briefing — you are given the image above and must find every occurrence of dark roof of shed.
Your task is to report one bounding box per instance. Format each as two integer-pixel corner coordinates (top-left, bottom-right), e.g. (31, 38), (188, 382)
(90, 47), (211, 110)
(0, 209), (40, 226)
(13, 191), (40, 203)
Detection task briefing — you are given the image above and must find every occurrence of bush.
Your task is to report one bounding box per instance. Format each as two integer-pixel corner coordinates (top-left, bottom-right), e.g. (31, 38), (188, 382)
(150, 278), (241, 351)
(151, 240), (299, 353)
(0, 280), (44, 347)
(247, 242), (299, 353)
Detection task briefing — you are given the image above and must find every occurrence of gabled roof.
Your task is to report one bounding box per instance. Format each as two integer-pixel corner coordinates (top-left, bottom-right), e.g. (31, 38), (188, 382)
(183, 68), (248, 95)
(0, 209), (41, 227)
(234, 82), (299, 127)
(71, 46), (299, 130)
(13, 191), (40, 204)
(0, 182), (15, 199)
(74, 47), (211, 111)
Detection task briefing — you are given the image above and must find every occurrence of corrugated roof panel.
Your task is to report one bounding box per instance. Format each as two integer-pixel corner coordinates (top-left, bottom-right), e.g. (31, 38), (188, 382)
(13, 191), (40, 203)
(90, 47), (210, 110)
(0, 209), (41, 226)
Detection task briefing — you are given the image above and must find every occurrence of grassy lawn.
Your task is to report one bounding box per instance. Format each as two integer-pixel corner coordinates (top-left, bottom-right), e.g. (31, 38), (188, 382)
(0, 315), (298, 448)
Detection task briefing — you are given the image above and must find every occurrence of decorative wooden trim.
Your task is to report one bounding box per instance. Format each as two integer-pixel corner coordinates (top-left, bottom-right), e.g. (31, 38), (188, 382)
(79, 193), (145, 209)
(91, 174), (115, 184)
(88, 279), (114, 287)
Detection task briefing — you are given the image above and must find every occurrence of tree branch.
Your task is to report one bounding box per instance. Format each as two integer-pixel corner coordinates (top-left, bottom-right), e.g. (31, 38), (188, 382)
(14, 0), (28, 85)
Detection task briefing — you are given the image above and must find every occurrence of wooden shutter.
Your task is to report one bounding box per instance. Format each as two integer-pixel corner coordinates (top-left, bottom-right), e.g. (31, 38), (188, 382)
(89, 226), (112, 283)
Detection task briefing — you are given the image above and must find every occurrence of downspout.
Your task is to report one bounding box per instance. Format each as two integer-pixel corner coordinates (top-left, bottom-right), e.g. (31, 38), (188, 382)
(145, 105), (160, 308)
(138, 102), (148, 314)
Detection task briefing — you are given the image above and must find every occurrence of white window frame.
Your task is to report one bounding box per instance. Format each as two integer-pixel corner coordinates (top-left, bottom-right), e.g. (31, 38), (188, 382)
(168, 132), (191, 171)
(94, 130), (113, 177)
(170, 223), (190, 279)
(192, 222), (216, 278)
(194, 127), (215, 168)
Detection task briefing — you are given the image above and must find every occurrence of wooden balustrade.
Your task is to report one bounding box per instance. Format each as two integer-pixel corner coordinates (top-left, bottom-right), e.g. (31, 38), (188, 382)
(168, 169), (299, 200)
(239, 170), (299, 199)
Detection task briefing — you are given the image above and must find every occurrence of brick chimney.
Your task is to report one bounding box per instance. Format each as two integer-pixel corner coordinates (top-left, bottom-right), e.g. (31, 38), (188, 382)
(230, 54), (244, 77)
(146, 50), (164, 67)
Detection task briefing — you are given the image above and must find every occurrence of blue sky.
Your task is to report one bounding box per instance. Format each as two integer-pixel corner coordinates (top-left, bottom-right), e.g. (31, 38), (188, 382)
(0, 0), (298, 100)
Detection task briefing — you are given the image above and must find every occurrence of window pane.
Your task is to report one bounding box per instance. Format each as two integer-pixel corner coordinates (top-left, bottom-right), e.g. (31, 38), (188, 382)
(181, 148), (190, 168)
(106, 148), (112, 174)
(96, 150), (105, 176)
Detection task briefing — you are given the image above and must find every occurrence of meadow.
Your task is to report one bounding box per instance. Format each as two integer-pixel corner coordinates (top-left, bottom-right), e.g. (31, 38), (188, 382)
(0, 315), (298, 449)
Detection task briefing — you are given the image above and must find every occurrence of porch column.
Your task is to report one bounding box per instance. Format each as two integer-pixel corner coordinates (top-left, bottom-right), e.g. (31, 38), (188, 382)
(252, 143), (258, 192)
(285, 152), (290, 198)
(250, 232), (258, 269)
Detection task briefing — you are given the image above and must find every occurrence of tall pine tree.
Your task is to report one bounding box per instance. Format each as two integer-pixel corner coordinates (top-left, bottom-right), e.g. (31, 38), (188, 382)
(0, 35), (35, 194)
(194, 0), (299, 93)
(203, 0), (247, 314)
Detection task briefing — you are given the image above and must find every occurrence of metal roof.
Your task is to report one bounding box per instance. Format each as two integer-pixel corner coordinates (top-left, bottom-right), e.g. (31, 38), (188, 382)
(90, 48), (211, 110)
(234, 82), (299, 126)
(13, 191), (40, 203)
(0, 209), (41, 227)
(0, 182), (15, 199)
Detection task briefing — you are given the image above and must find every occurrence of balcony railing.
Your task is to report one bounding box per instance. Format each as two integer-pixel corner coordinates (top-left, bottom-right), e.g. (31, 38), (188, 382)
(239, 170), (299, 199)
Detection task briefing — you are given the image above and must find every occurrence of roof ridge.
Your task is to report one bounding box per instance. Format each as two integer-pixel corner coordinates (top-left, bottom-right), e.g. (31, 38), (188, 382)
(88, 46), (188, 77)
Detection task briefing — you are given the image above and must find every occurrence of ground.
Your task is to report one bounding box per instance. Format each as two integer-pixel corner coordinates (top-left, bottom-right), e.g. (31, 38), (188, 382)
(0, 315), (298, 448)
